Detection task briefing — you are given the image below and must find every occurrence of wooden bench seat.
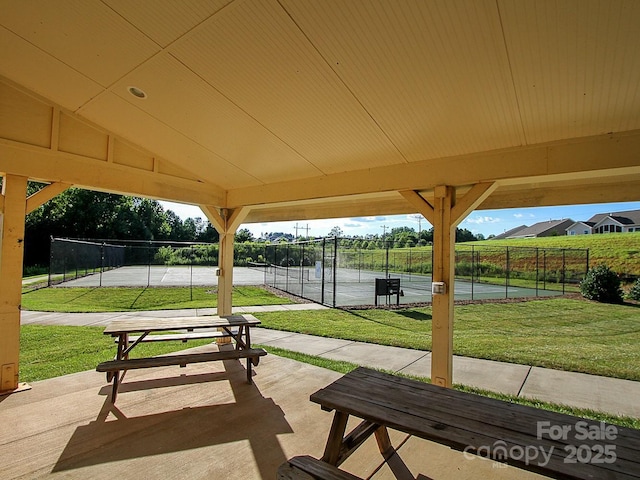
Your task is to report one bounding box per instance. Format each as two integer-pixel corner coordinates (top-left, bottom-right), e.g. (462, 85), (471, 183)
(278, 455), (362, 480)
(96, 348), (266, 372)
(97, 348), (267, 402)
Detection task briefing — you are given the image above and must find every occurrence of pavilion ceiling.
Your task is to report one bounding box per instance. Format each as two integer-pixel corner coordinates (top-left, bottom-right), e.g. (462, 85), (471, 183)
(1, 0), (639, 222)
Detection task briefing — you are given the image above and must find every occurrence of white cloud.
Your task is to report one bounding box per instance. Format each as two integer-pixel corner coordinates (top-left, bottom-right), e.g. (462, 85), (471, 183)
(513, 213), (524, 218)
(466, 216), (501, 225)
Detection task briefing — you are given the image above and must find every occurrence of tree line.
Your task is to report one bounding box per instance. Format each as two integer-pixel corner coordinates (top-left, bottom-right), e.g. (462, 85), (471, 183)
(10, 184), (483, 270)
(23, 186), (218, 269)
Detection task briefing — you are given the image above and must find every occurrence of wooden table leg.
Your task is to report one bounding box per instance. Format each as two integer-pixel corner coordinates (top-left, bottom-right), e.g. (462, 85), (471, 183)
(246, 357), (252, 383)
(374, 426), (394, 459)
(109, 334), (127, 403)
(321, 411), (350, 465)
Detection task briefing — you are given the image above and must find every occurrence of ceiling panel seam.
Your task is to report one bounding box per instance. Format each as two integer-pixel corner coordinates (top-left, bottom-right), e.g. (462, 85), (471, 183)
(0, 24), (99, 105)
(76, 63), (264, 187)
(276, 0), (408, 165)
(495, 0), (528, 145)
(167, 52), (324, 179)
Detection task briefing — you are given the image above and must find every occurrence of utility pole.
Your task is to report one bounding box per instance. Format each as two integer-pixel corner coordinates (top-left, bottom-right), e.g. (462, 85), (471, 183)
(412, 214), (423, 236)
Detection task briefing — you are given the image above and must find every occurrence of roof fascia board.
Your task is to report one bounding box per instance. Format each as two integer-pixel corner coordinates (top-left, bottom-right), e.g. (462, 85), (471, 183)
(228, 130), (640, 208)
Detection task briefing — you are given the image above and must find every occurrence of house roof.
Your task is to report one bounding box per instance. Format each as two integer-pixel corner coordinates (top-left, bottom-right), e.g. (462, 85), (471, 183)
(491, 225), (528, 240)
(587, 209), (640, 227)
(507, 219), (575, 238)
(566, 221), (596, 229)
(1, 1), (640, 224)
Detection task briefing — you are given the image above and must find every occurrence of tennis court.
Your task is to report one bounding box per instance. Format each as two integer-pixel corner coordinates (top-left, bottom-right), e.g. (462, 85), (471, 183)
(260, 264), (562, 307)
(56, 264), (563, 307)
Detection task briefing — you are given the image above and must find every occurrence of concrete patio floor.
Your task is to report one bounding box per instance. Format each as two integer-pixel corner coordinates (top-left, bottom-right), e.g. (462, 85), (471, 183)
(0, 347), (551, 480)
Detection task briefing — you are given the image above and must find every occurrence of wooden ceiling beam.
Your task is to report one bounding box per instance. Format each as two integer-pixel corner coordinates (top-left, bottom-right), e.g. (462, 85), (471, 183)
(228, 130), (640, 208)
(0, 141), (224, 206)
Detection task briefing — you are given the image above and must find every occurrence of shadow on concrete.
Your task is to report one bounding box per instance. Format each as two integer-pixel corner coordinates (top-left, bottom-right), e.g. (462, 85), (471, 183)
(53, 359), (292, 479)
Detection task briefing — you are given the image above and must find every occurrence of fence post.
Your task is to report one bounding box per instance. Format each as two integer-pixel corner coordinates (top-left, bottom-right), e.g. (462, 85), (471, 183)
(333, 237), (338, 307)
(321, 238), (326, 305)
(301, 242), (305, 298)
(562, 249), (566, 295)
(48, 237), (54, 287)
(147, 242), (151, 288)
(543, 250), (547, 290)
(505, 246), (510, 299)
(471, 245), (475, 300)
(190, 245), (194, 301)
(100, 242), (105, 287)
(385, 241), (389, 279)
(535, 247), (539, 296)
(586, 249), (590, 275)
(285, 244), (290, 291)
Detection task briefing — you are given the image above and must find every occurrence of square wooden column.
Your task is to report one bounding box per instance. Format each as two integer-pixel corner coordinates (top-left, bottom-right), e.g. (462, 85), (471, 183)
(217, 231), (235, 317)
(431, 186), (455, 387)
(0, 175), (28, 393)
(200, 206), (250, 318)
(401, 183), (496, 388)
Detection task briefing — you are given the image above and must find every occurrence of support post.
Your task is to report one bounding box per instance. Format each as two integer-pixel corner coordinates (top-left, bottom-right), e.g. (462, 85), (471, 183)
(217, 228), (235, 316)
(200, 205), (249, 317)
(431, 186), (455, 387)
(400, 183), (496, 388)
(0, 175), (28, 393)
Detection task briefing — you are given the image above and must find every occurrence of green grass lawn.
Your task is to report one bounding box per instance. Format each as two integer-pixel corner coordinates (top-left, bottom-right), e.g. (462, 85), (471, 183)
(472, 232), (640, 276)
(21, 285), (292, 312)
(257, 298), (640, 381)
(19, 324), (212, 382)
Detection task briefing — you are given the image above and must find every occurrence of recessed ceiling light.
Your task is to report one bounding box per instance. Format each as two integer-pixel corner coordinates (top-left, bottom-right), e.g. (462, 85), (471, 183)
(128, 86), (147, 99)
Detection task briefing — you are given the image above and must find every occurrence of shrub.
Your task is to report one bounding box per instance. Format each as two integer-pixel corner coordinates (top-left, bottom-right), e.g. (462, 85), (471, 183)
(580, 265), (623, 304)
(627, 277), (640, 301)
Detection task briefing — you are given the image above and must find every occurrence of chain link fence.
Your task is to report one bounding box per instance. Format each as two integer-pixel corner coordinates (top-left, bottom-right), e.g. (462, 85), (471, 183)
(260, 238), (589, 307)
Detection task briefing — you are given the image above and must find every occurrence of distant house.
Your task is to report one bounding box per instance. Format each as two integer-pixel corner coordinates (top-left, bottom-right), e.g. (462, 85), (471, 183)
(565, 209), (640, 235)
(491, 225), (528, 240)
(506, 219), (575, 238)
(491, 219), (575, 239)
(565, 221), (596, 236)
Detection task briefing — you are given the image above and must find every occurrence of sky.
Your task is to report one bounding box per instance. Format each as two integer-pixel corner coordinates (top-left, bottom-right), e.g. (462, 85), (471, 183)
(159, 200), (640, 239)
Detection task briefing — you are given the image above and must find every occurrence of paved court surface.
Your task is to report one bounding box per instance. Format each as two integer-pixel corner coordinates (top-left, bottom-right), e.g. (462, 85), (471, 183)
(56, 266), (564, 307)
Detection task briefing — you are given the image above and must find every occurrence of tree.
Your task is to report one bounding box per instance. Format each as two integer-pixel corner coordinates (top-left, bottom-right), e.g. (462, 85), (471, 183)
(455, 228), (477, 243)
(22, 186), (215, 267)
(328, 226), (343, 238)
(235, 228), (254, 243)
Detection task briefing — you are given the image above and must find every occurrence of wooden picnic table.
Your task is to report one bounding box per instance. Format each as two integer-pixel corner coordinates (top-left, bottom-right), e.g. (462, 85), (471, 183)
(280, 367), (640, 480)
(97, 314), (266, 403)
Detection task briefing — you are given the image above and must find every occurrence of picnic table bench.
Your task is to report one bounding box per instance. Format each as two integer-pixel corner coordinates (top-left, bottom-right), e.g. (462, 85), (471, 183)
(96, 314), (266, 403)
(279, 367), (640, 480)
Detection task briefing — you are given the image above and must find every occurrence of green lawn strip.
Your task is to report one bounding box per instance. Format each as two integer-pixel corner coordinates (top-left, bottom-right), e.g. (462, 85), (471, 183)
(455, 275), (580, 293)
(21, 285), (292, 312)
(471, 232), (640, 276)
(257, 298), (640, 381)
(263, 346), (640, 430)
(19, 324), (213, 382)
